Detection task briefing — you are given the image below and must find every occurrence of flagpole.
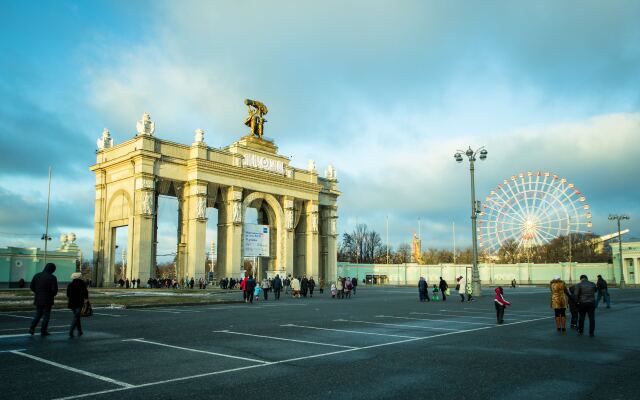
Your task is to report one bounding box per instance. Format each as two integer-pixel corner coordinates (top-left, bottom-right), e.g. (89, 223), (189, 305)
(43, 167), (52, 266)
(386, 215), (389, 264)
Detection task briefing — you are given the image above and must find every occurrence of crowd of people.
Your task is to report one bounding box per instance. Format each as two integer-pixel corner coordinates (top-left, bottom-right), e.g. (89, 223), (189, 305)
(548, 273), (608, 337)
(24, 262), (614, 339)
(28, 263), (89, 338)
(415, 273), (609, 336)
(418, 276), (474, 302)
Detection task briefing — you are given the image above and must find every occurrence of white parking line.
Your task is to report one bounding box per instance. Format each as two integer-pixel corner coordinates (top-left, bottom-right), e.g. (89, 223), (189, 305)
(122, 338), (268, 364)
(206, 305), (264, 310)
(128, 309), (182, 314)
(0, 332), (66, 339)
(411, 312), (526, 321)
(0, 348), (26, 353)
(446, 309), (548, 317)
(0, 325), (68, 333)
(376, 315), (493, 326)
(214, 330), (359, 349)
(92, 313), (123, 318)
(282, 324), (420, 339)
(0, 313), (38, 320)
(334, 319), (460, 331)
(10, 350), (134, 388)
(157, 308), (202, 313)
(53, 315), (553, 400)
(463, 307), (549, 316)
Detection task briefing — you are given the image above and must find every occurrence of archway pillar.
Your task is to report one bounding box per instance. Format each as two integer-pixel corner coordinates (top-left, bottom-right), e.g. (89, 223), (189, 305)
(131, 177), (155, 283)
(282, 197), (295, 277)
(219, 186), (243, 279)
(185, 181), (208, 281)
(305, 201), (320, 278)
(323, 206), (338, 282)
(92, 179), (106, 286)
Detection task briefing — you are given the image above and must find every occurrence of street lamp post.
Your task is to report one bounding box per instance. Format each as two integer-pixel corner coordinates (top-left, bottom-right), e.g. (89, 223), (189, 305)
(454, 147), (487, 297)
(609, 214), (629, 289)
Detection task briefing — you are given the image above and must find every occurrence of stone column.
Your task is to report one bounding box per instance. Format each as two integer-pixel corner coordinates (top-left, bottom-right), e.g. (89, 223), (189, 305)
(131, 178), (155, 283)
(185, 181), (208, 282)
(305, 201), (319, 278)
(176, 184), (187, 282)
(282, 197), (295, 277)
(324, 206), (338, 282)
(219, 187), (243, 278)
(92, 173), (106, 286)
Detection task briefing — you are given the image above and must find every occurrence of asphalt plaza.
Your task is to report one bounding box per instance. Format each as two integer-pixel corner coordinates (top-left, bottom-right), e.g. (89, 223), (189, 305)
(1, 286), (639, 400)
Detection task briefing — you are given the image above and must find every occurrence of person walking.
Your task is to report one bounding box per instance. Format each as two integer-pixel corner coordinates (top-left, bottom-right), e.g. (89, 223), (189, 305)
(261, 278), (270, 301)
(284, 275), (291, 295)
(240, 274), (249, 302)
(319, 278), (324, 294)
(418, 277), (428, 302)
(550, 275), (568, 333)
(291, 276), (301, 298)
(29, 263), (59, 336)
(494, 286), (510, 324)
(351, 277), (358, 295)
(331, 282), (337, 298)
(567, 284), (579, 329)
(301, 276), (309, 298)
(575, 274), (597, 337)
(457, 276), (465, 302)
(439, 277), (448, 301)
(308, 277), (316, 297)
(66, 272), (88, 338)
(336, 277), (344, 299)
(246, 275), (257, 303)
(595, 275), (610, 309)
(344, 278), (353, 299)
(272, 274), (282, 300)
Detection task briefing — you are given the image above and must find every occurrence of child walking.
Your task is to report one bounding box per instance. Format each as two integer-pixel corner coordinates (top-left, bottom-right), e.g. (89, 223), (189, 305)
(494, 286), (510, 324)
(431, 284), (440, 301)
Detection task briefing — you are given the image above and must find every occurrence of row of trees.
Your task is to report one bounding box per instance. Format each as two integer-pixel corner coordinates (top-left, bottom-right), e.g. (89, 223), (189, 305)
(338, 224), (612, 264)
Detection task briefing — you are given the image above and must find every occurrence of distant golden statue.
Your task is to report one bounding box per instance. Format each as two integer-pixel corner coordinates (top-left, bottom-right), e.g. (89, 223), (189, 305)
(244, 99), (268, 138)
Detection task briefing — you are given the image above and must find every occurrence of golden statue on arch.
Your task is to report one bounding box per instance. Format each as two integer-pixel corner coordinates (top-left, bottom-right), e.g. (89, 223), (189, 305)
(244, 99), (268, 138)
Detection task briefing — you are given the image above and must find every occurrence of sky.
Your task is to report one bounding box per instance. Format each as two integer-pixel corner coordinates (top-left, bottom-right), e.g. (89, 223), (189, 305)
(1, 0), (639, 261)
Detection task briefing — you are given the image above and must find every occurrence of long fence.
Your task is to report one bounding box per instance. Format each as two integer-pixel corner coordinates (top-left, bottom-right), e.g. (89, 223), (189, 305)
(337, 262), (617, 286)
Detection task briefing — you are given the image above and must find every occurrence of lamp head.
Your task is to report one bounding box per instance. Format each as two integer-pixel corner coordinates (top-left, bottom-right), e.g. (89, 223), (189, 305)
(479, 149), (488, 160)
(465, 148), (474, 157)
(454, 153), (463, 163)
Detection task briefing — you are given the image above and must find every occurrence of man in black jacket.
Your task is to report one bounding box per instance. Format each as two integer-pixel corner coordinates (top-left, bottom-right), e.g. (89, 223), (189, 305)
(272, 274), (282, 300)
(439, 277), (448, 301)
(29, 263), (58, 336)
(575, 274), (597, 337)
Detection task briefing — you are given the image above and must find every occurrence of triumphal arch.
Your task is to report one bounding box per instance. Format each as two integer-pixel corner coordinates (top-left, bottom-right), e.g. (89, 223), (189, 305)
(91, 100), (339, 287)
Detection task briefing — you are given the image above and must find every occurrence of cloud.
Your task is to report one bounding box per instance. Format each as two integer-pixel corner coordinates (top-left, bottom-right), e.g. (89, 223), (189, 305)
(3, 1), (640, 260)
(0, 82), (95, 179)
(330, 111), (640, 247)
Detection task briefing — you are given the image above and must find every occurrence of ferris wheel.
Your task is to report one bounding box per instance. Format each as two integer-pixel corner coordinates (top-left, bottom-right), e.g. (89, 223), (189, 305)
(478, 171), (592, 254)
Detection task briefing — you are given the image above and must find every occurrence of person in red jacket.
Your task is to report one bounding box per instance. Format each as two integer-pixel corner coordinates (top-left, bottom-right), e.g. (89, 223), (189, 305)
(494, 286), (511, 324)
(240, 274), (249, 302)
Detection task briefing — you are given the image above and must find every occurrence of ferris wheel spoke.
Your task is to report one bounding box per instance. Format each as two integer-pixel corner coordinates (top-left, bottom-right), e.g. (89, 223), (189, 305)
(536, 184), (566, 217)
(505, 181), (529, 220)
(490, 190), (527, 223)
(534, 228), (556, 242)
(482, 202), (517, 219)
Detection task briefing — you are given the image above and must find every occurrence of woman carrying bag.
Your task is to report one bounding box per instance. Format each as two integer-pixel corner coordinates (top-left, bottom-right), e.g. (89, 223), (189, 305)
(66, 272), (89, 338)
